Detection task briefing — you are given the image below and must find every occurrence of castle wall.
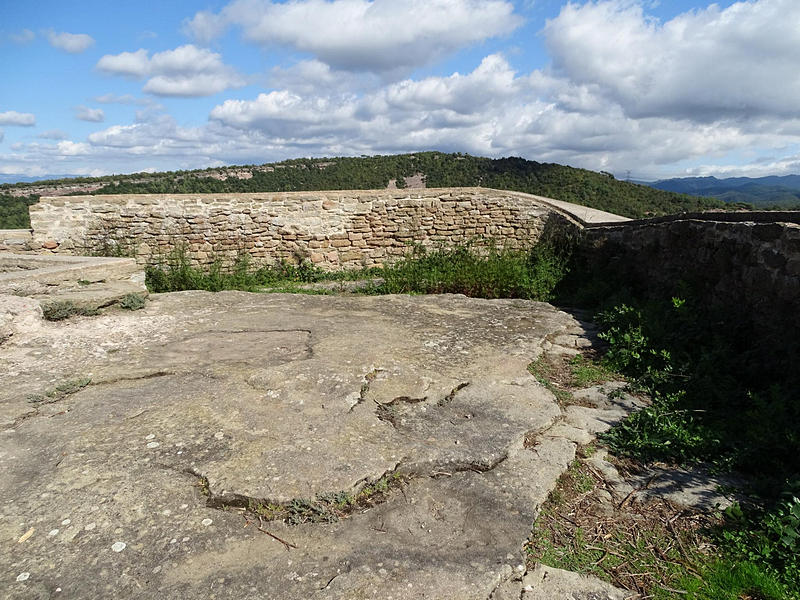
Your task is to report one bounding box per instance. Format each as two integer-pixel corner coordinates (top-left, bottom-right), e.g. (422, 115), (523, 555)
(28, 188), (579, 269)
(583, 214), (800, 353)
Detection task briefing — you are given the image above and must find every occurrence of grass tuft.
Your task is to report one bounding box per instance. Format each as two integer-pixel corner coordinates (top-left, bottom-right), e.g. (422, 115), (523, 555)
(375, 242), (569, 300)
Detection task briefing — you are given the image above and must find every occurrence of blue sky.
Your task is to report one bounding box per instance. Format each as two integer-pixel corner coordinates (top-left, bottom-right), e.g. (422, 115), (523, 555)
(1, 0), (798, 181)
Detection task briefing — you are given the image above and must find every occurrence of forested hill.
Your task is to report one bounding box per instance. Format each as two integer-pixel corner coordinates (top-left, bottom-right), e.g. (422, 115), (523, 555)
(649, 175), (800, 209)
(1, 152), (729, 228)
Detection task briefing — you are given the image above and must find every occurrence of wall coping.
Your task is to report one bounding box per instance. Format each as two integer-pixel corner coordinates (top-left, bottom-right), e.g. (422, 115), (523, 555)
(586, 210), (800, 229)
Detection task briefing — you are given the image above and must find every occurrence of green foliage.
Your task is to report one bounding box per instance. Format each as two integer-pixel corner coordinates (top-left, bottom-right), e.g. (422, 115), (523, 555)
(0, 193), (38, 228)
(600, 392), (716, 464)
(119, 293), (146, 310)
(596, 304), (675, 389)
(41, 300), (99, 321)
(568, 354), (617, 387)
(590, 292), (800, 593)
(720, 498), (800, 592)
(145, 246), (332, 293)
(679, 560), (789, 600)
(145, 241), (572, 301)
(593, 295), (799, 484)
(377, 242), (569, 300)
(2, 152), (726, 220)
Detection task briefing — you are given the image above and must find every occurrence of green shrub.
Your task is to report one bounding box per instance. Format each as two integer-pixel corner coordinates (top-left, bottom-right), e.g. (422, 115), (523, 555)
(377, 242), (569, 300)
(718, 498), (800, 593)
(592, 293), (800, 594)
(42, 300), (99, 321)
(119, 293), (146, 310)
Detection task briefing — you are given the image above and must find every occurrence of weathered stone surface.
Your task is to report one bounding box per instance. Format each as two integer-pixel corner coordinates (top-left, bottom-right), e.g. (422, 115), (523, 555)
(583, 449), (738, 512)
(0, 291), (638, 599)
(520, 564), (631, 600)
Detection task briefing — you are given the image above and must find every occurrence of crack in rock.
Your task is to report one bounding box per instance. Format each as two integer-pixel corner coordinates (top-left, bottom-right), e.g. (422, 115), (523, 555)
(377, 381), (470, 426)
(425, 454), (510, 477)
(91, 371), (173, 386)
(347, 368), (383, 412)
(436, 381), (470, 406)
(185, 462), (409, 527)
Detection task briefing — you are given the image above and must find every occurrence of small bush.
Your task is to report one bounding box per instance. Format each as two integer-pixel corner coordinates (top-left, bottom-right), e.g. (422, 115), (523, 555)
(42, 300), (99, 321)
(119, 293), (146, 310)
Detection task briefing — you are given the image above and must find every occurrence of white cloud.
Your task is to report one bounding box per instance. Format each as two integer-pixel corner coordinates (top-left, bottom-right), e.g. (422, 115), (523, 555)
(0, 111), (35, 126)
(208, 35), (800, 180)
(38, 129), (69, 140)
(10, 29), (35, 44)
(96, 45), (244, 97)
(687, 153), (800, 178)
(5, 0), (800, 180)
(185, 0), (522, 74)
(543, 0), (800, 121)
(94, 93), (151, 105)
(0, 130), (4, 144)
(75, 106), (105, 122)
(96, 49), (150, 78)
(45, 30), (95, 54)
(57, 141), (91, 155)
(181, 10), (229, 44)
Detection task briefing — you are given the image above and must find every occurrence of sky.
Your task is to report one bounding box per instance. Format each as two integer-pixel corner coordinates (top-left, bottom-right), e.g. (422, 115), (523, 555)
(1, 0), (799, 181)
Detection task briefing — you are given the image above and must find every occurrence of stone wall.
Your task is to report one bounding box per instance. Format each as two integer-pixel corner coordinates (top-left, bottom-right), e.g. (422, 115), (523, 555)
(28, 188), (580, 269)
(0, 229), (33, 253)
(583, 213), (800, 352)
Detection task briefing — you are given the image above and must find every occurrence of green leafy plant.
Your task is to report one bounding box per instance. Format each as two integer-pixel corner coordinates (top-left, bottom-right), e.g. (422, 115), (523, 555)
(119, 293), (146, 310)
(377, 241), (570, 300)
(41, 300), (99, 321)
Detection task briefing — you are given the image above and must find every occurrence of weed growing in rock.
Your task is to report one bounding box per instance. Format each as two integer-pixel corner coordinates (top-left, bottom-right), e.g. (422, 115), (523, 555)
(145, 246), (376, 293)
(527, 352), (619, 406)
(42, 300), (99, 321)
(27, 376), (91, 405)
(119, 293), (146, 310)
(242, 471), (407, 526)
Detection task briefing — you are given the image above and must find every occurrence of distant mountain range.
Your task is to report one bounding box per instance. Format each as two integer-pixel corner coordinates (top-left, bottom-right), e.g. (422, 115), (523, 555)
(646, 175), (800, 208)
(0, 174), (83, 185)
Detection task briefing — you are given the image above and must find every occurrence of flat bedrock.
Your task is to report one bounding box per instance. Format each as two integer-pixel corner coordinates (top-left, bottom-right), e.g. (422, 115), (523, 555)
(0, 291), (638, 599)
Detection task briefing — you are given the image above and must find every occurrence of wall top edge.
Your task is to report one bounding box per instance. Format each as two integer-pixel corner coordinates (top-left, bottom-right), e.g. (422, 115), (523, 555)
(587, 210), (800, 228)
(31, 187), (606, 228)
(35, 187), (540, 201)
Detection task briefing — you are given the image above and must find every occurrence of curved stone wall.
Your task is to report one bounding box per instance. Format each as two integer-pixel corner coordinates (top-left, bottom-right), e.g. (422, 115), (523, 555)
(28, 188), (581, 269)
(583, 213), (800, 357)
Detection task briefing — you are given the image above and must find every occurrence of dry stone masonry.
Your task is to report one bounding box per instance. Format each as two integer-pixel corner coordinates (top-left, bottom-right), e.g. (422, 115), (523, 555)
(584, 212), (800, 360)
(28, 188), (581, 270)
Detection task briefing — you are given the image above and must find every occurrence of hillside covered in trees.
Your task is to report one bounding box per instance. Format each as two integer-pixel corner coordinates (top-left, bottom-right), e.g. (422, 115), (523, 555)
(1, 152), (731, 228)
(649, 175), (800, 208)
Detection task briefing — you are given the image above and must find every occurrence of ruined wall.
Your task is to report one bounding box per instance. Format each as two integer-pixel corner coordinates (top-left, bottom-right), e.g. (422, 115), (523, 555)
(0, 229), (34, 253)
(28, 188), (580, 269)
(583, 213), (800, 351)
